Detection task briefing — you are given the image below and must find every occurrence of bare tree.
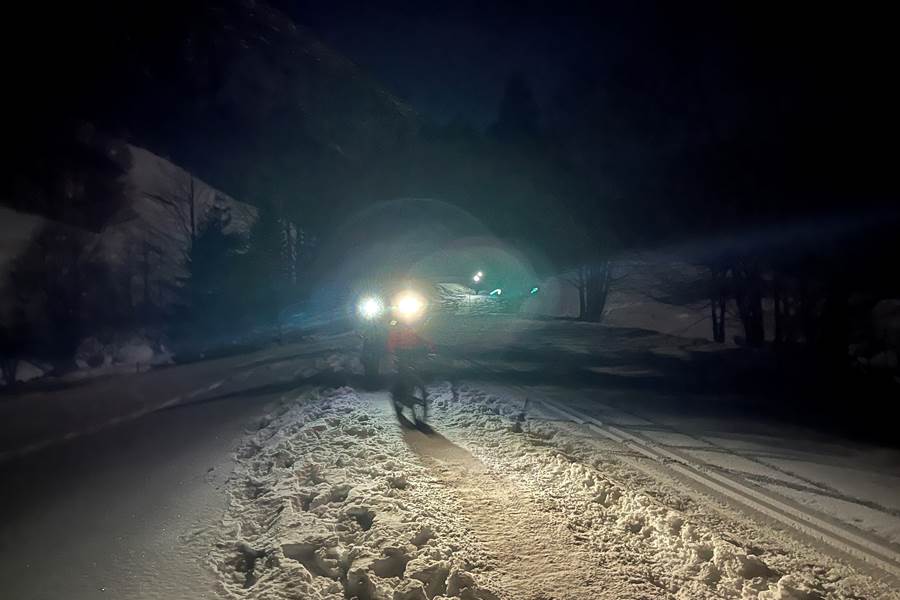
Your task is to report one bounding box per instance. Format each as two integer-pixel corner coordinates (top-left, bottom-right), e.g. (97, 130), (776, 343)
(709, 264), (729, 343)
(565, 261), (612, 322)
(144, 171), (198, 263)
(731, 259), (765, 347)
(0, 309), (27, 387)
(131, 237), (165, 316)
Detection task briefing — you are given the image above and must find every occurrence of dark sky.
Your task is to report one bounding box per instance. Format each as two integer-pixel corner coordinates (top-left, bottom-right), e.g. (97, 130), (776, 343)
(271, 1), (897, 139)
(5, 0), (896, 224)
(276, 1), (645, 126)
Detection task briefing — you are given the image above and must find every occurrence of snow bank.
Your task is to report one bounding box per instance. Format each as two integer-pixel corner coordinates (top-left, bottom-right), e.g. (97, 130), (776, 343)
(15, 361), (45, 383)
(0, 361), (47, 387)
(74, 334), (172, 372)
(113, 339), (156, 365)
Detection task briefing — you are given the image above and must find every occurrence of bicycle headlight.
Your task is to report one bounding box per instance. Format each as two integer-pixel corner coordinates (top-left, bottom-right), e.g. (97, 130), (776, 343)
(394, 290), (426, 321)
(357, 295), (384, 320)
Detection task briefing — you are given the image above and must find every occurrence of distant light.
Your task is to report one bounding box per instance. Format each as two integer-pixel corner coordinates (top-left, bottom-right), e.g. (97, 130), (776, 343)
(490, 288), (502, 296)
(530, 287), (539, 295)
(357, 296), (384, 320)
(476, 271), (483, 278)
(473, 274), (482, 283)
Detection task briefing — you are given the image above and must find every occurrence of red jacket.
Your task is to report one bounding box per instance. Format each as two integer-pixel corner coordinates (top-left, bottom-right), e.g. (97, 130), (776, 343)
(386, 326), (434, 353)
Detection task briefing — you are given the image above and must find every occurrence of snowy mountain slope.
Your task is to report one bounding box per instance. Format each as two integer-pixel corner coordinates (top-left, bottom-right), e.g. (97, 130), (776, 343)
(59, 0), (420, 199)
(145, 0), (418, 160)
(96, 144), (257, 298)
(0, 144), (256, 320)
(5, 0), (419, 236)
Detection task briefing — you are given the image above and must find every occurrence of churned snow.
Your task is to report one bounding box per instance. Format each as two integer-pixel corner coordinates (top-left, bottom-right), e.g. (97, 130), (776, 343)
(211, 383), (898, 599)
(212, 386), (502, 600)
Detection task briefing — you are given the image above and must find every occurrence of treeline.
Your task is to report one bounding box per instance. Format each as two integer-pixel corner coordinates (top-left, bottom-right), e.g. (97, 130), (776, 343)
(536, 6), (900, 386)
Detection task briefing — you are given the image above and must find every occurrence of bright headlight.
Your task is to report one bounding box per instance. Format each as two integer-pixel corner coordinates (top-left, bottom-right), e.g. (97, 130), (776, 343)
(395, 291), (426, 321)
(357, 296), (384, 320)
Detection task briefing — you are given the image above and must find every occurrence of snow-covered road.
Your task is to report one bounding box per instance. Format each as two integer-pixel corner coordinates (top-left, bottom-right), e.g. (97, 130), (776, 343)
(0, 380), (263, 600)
(211, 384), (899, 599)
(528, 384), (900, 551)
(2, 318), (899, 599)
(0, 336), (361, 600)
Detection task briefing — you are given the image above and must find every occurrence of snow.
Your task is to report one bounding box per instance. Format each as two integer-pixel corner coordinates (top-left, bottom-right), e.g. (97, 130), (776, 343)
(521, 254), (743, 342)
(14, 360), (45, 383)
(113, 339), (156, 365)
(427, 314), (900, 546)
(97, 144), (257, 302)
(0, 334), (356, 458)
(0, 144), (257, 386)
(69, 334), (173, 379)
(2, 311), (898, 597)
(212, 383), (898, 599)
(599, 408), (900, 548)
(2, 297), (898, 599)
(211, 387), (503, 600)
(0, 147), (257, 318)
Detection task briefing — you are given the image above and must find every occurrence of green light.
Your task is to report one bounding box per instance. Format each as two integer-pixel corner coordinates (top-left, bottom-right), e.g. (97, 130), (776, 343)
(530, 287), (539, 295)
(490, 288), (502, 296)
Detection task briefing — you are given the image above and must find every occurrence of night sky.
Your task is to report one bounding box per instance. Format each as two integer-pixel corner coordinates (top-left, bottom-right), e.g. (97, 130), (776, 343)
(4, 0), (897, 226)
(273, 1), (897, 132)
(276, 1), (650, 126)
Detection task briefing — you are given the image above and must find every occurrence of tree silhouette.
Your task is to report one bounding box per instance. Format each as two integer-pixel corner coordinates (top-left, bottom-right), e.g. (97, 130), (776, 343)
(182, 210), (243, 330)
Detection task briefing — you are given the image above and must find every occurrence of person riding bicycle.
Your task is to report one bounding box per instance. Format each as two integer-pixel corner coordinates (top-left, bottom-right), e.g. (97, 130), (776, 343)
(387, 319), (434, 424)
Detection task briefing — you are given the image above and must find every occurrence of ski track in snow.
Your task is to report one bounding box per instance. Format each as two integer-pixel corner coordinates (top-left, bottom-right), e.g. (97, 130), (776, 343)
(210, 384), (899, 600)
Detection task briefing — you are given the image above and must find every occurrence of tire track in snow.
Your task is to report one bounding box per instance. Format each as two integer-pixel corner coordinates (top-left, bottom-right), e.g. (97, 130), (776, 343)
(434, 382), (875, 598)
(556, 395), (900, 521)
(532, 390), (900, 585)
(458, 354), (900, 585)
(401, 423), (609, 599)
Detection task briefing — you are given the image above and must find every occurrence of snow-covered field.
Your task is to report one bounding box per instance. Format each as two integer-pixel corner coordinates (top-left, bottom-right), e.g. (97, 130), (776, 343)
(210, 383), (899, 599)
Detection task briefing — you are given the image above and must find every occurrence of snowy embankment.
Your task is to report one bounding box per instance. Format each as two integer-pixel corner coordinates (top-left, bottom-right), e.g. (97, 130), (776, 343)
(212, 384), (896, 599)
